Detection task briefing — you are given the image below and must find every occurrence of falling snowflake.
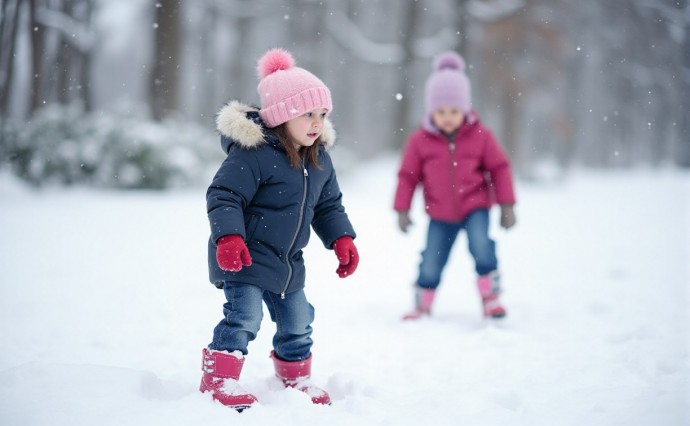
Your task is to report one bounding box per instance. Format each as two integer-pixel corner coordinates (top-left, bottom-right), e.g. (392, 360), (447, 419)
(290, 108), (299, 114)
(395, 93), (403, 101)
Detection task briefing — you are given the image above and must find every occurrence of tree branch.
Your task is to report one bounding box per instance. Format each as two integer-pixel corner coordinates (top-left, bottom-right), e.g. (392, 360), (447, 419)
(466, 0), (525, 23)
(327, 12), (405, 64)
(34, 5), (94, 52)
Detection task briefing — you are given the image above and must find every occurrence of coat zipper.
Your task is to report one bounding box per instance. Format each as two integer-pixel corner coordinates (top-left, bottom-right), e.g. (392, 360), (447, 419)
(281, 165), (309, 299)
(449, 140), (458, 214)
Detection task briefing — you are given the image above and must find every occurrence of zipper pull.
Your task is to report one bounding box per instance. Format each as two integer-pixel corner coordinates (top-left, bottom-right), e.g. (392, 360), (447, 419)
(280, 292), (286, 299)
(449, 142), (456, 153)
(303, 168), (309, 177)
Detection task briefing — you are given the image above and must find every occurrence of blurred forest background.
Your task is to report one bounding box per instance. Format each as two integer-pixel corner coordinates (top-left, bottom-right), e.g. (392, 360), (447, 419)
(0, 0), (688, 189)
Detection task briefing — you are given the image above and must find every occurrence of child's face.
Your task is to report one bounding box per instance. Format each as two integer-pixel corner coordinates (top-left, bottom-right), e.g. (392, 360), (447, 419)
(285, 108), (328, 149)
(431, 107), (464, 134)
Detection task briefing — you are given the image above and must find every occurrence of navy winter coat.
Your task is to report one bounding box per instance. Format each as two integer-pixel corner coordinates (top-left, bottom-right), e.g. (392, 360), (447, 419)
(207, 101), (356, 295)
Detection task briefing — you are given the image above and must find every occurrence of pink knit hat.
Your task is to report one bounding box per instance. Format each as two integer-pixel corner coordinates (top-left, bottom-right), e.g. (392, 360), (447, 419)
(256, 48), (332, 128)
(424, 51), (471, 116)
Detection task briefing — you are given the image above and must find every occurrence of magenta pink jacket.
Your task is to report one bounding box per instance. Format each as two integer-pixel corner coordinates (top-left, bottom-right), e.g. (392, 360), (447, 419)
(394, 113), (516, 222)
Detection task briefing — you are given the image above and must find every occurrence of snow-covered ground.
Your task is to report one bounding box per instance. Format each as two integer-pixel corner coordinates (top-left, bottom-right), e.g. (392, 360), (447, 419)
(1, 157), (688, 426)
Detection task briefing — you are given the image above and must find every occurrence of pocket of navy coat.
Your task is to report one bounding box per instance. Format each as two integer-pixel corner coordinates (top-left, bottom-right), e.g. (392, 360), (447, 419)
(244, 214), (260, 241)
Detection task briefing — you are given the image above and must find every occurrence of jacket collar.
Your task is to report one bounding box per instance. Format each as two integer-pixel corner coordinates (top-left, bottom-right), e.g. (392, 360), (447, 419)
(216, 100), (336, 150)
(421, 110), (479, 135)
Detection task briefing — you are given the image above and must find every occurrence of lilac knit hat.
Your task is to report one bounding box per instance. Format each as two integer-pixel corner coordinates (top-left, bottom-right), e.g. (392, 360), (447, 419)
(424, 51), (471, 116)
(256, 48), (332, 128)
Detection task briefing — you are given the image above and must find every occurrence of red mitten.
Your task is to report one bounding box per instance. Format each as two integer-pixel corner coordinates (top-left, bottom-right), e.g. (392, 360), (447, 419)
(216, 235), (253, 272)
(333, 236), (359, 278)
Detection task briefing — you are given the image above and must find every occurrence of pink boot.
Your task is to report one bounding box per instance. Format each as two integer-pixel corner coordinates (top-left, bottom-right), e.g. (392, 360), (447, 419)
(270, 351), (331, 405)
(477, 271), (507, 318)
(402, 287), (436, 320)
(199, 348), (258, 411)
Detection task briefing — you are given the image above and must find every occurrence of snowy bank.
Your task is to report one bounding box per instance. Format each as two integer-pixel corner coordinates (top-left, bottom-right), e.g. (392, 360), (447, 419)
(0, 159), (688, 426)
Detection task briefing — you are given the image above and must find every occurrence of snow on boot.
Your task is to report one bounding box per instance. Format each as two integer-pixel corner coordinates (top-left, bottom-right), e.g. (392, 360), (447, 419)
(270, 351), (331, 405)
(477, 271), (507, 319)
(402, 287), (436, 320)
(199, 348), (257, 411)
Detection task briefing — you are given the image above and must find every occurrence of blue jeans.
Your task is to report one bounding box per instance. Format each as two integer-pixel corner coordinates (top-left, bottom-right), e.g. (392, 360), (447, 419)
(417, 209), (498, 289)
(208, 282), (315, 361)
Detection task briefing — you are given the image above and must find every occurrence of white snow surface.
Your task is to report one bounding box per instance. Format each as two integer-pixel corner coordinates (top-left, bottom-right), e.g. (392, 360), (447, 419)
(1, 157), (689, 425)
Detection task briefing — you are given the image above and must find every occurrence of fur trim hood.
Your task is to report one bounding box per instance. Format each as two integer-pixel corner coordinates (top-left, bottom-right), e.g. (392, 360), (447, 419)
(215, 101), (336, 152)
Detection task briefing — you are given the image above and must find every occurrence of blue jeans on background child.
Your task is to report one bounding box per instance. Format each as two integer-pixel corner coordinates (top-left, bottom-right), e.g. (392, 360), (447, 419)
(417, 208), (497, 289)
(209, 282), (315, 361)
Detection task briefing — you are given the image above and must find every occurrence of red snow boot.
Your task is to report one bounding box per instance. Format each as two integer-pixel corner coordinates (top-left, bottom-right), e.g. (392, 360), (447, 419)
(270, 351), (331, 405)
(199, 348), (257, 411)
(477, 271), (507, 318)
(402, 287), (436, 320)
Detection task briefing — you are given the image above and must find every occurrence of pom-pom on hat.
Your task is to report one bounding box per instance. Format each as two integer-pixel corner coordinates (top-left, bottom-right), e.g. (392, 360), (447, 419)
(424, 51), (471, 116)
(256, 48), (332, 128)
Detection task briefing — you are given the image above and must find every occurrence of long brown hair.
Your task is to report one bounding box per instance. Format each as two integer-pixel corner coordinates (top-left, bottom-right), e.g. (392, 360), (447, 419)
(271, 125), (323, 170)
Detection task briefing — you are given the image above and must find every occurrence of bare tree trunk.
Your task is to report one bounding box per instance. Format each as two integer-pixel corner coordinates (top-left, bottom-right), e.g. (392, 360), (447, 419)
(27, 0), (93, 113)
(150, 0), (180, 121)
(454, 0), (470, 59)
(394, 0), (421, 147)
(0, 0), (21, 115)
(28, 0), (46, 114)
(196, 3), (217, 120)
(55, 23), (73, 104)
(228, 10), (252, 103)
(680, 1), (690, 167)
(501, 80), (521, 165)
(482, 14), (524, 171)
(76, 0), (92, 111)
(0, 0), (6, 45)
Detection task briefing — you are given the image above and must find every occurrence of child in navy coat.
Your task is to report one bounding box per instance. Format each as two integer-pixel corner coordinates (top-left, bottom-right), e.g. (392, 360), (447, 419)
(200, 48), (359, 410)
